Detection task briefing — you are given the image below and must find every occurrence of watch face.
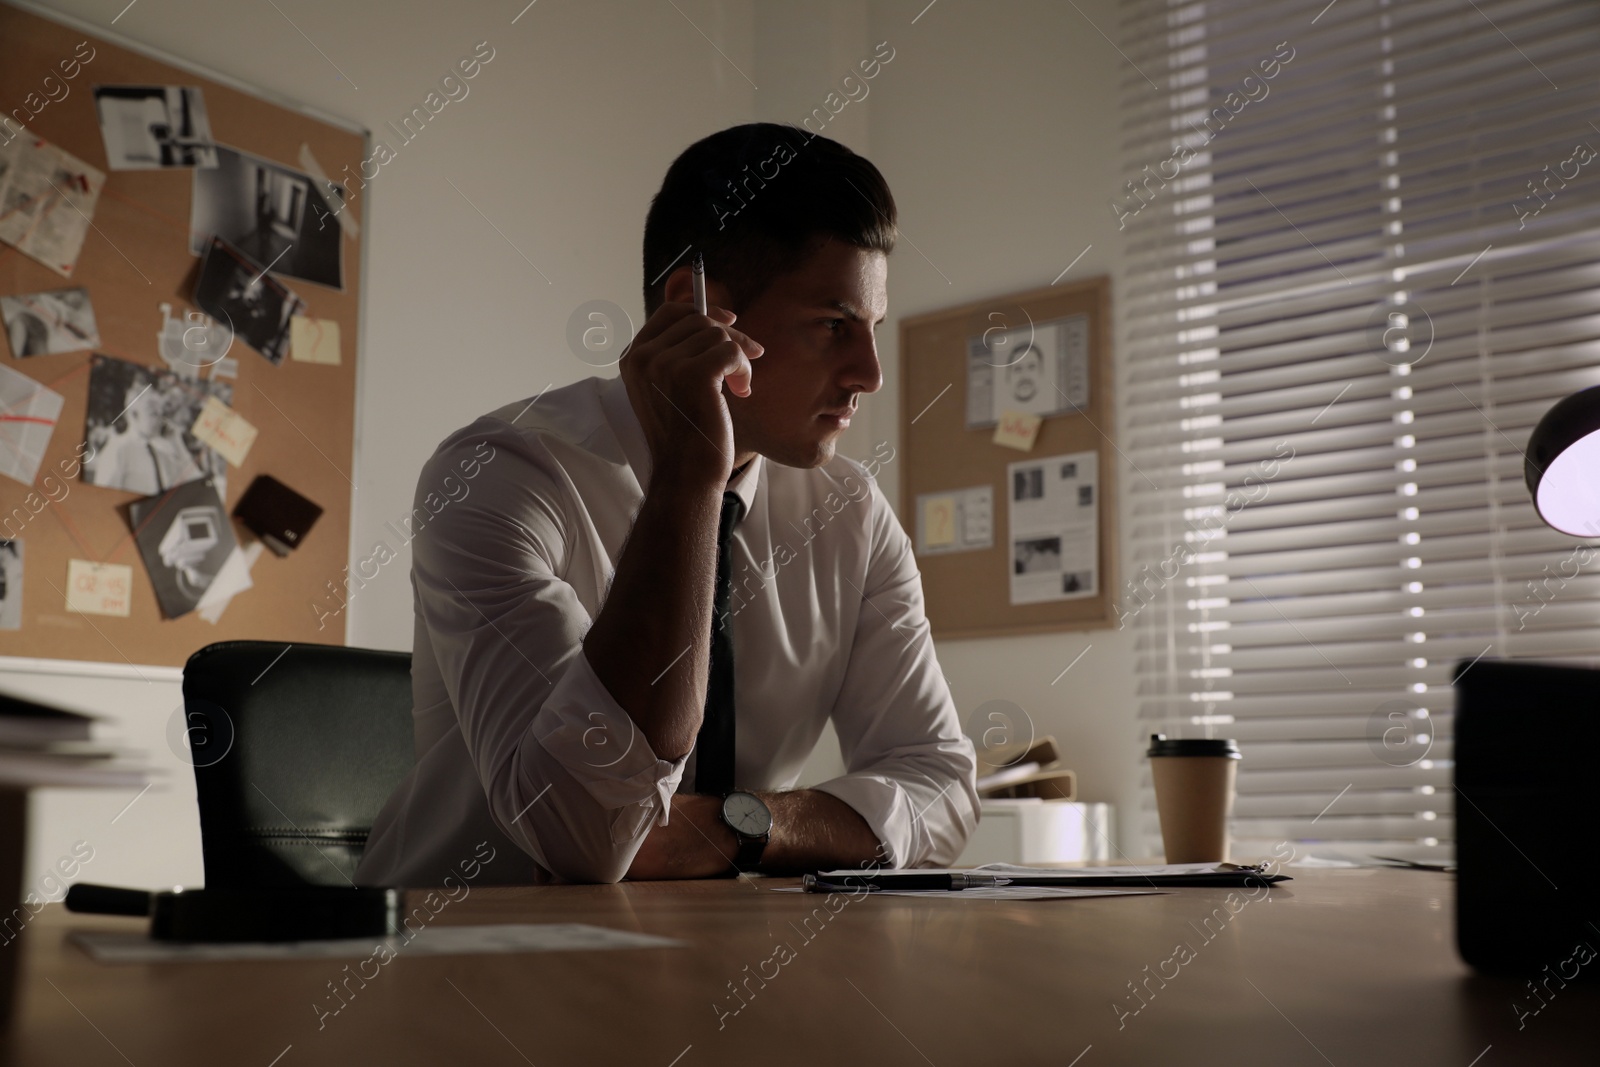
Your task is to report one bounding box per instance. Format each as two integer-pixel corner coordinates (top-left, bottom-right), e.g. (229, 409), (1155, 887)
(723, 792), (772, 836)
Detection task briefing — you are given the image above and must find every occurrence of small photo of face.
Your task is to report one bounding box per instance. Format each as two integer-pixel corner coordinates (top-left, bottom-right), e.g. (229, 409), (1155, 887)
(1005, 341), (1045, 404)
(123, 384), (164, 439)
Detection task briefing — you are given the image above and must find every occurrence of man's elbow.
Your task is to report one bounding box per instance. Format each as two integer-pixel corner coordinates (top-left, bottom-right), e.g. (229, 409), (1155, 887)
(498, 820), (639, 884)
(930, 757), (981, 865)
(544, 851), (631, 885)
(930, 783), (980, 866)
(946, 740), (982, 842)
(490, 789), (648, 885)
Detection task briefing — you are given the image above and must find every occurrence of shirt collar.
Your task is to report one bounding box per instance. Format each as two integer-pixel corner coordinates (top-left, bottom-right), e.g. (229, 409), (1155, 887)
(600, 374), (762, 524)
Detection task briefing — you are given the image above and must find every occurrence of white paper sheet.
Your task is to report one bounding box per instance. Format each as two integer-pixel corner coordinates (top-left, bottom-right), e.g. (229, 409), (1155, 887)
(815, 862), (1263, 883)
(971, 862), (1243, 878)
(772, 886), (1161, 900)
(1007, 449), (1098, 604)
(70, 922), (684, 964)
(0, 130), (106, 277)
(196, 541), (263, 623)
(878, 886), (1161, 900)
(0, 362), (64, 486)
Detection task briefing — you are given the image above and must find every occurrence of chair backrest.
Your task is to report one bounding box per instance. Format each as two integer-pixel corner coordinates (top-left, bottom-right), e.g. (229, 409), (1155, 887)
(182, 640), (415, 889)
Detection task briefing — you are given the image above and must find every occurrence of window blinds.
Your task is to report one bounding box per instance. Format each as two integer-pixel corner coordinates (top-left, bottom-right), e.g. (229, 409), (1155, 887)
(1117, 0), (1600, 863)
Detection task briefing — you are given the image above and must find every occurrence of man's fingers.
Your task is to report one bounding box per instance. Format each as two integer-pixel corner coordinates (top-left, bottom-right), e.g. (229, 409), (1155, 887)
(629, 301), (713, 350)
(722, 347), (754, 398)
(728, 327), (763, 359)
(632, 306), (740, 361)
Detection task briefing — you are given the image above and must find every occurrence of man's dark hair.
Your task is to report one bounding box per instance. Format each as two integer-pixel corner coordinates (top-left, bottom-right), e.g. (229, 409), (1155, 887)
(642, 123), (896, 316)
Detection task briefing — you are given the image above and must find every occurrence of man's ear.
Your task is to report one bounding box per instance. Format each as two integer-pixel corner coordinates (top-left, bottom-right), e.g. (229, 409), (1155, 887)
(661, 263), (734, 313)
(662, 264), (695, 306)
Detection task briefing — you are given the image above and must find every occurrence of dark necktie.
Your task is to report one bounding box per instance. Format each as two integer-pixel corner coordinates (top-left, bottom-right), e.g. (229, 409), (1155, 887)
(694, 490), (745, 794)
(146, 442), (166, 492)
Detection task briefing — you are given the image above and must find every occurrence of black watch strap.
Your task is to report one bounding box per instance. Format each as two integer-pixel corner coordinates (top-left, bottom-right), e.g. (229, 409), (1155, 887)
(732, 830), (768, 872)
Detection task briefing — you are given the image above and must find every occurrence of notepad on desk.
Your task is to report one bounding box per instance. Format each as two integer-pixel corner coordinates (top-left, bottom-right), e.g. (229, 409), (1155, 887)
(806, 861), (1289, 894)
(783, 883), (1163, 901)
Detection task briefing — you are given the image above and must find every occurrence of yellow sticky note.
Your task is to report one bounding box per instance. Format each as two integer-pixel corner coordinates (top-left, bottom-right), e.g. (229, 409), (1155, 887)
(66, 560), (132, 617)
(923, 496), (956, 547)
(190, 395), (258, 467)
(993, 410), (1043, 451)
(291, 316), (341, 365)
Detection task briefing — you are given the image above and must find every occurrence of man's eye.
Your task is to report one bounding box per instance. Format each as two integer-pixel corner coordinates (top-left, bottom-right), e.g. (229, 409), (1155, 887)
(823, 318), (846, 332)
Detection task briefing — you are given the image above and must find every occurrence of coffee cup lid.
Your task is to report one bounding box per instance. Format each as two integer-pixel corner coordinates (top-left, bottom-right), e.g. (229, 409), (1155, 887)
(1148, 733), (1241, 758)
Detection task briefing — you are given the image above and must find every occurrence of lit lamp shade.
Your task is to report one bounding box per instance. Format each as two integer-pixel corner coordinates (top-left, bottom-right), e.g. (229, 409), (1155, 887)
(1526, 384), (1600, 537)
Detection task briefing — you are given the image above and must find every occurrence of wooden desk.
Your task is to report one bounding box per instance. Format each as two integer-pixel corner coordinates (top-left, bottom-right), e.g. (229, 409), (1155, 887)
(2, 869), (1594, 1066)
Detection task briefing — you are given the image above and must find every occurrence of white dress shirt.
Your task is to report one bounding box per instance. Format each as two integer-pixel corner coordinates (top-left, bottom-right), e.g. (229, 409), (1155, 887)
(355, 374), (978, 886)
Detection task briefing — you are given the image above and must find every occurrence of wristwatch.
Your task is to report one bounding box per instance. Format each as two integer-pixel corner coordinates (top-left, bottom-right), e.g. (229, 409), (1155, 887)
(719, 791), (772, 872)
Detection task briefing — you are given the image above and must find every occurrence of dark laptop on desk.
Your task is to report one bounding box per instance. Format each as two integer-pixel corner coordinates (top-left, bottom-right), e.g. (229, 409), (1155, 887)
(1454, 658), (1600, 975)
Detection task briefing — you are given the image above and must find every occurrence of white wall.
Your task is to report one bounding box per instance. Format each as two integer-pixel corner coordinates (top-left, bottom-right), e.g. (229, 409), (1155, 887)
(860, 0), (1144, 848)
(5, 0), (1143, 892)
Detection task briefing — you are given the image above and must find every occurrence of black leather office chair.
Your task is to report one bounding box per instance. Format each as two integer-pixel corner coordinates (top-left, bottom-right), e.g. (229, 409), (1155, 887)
(182, 641), (415, 889)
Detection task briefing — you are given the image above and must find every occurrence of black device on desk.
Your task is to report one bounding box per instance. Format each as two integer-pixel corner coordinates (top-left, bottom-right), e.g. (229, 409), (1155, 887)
(66, 883), (401, 942)
(1454, 658), (1600, 975)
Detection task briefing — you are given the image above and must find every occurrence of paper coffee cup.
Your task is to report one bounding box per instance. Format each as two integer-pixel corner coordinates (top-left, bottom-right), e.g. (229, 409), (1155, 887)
(1147, 734), (1240, 864)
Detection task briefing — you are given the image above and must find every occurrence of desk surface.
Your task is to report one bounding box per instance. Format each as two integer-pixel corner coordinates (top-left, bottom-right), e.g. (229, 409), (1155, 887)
(3, 869), (1594, 1066)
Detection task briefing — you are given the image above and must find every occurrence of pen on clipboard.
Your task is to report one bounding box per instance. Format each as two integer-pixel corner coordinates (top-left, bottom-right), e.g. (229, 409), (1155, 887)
(801, 872), (1014, 893)
(692, 250), (708, 315)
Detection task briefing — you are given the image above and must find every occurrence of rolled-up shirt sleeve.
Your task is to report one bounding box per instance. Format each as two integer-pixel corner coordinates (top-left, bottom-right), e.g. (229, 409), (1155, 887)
(811, 478), (980, 869)
(412, 430), (684, 884)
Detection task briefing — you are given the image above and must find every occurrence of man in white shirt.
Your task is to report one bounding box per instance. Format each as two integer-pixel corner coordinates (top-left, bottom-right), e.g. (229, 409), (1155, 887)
(357, 124), (977, 886)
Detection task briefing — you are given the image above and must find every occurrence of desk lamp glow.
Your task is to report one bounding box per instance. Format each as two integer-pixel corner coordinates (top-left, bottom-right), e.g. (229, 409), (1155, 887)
(1525, 383), (1600, 536)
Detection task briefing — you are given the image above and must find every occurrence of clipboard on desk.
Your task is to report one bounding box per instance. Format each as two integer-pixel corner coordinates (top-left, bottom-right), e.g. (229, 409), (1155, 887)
(805, 862), (1290, 893)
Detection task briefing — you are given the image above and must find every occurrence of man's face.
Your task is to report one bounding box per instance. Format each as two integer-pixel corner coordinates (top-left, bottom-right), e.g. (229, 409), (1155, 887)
(126, 390), (163, 439)
(725, 239), (886, 469)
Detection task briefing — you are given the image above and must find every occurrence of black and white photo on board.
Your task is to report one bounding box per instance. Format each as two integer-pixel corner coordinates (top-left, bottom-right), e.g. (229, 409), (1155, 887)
(0, 539), (20, 630)
(93, 85), (218, 170)
(81, 354), (230, 498)
(191, 236), (305, 365)
(1013, 466), (1044, 501)
(189, 145), (342, 289)
(1013, 535), (1062, 576)
(0, 287), (100, 357)
(129, 477), (236, 619)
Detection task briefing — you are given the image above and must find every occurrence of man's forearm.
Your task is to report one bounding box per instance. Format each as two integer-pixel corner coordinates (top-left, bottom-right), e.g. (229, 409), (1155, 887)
(582, 477), (724, 762)
(626, 789), (884, 879)
(760, 789), (884, 874)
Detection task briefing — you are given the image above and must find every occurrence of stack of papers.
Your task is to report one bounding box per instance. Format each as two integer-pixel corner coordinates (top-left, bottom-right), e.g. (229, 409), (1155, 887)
(71, 923), (684, 964)
(967, 861), (1290, 886)
(797, 862), (1289, 899)
(0, 690), (149, 789)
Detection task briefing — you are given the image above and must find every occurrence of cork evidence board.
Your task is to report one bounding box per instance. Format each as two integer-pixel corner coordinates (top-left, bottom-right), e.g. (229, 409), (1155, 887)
(0, 2), (366, 667)
(898, 276), (1116, 639)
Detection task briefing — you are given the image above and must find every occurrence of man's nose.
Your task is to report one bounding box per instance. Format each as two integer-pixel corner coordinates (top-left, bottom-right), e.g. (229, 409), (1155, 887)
(841, 333), (883, 395)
